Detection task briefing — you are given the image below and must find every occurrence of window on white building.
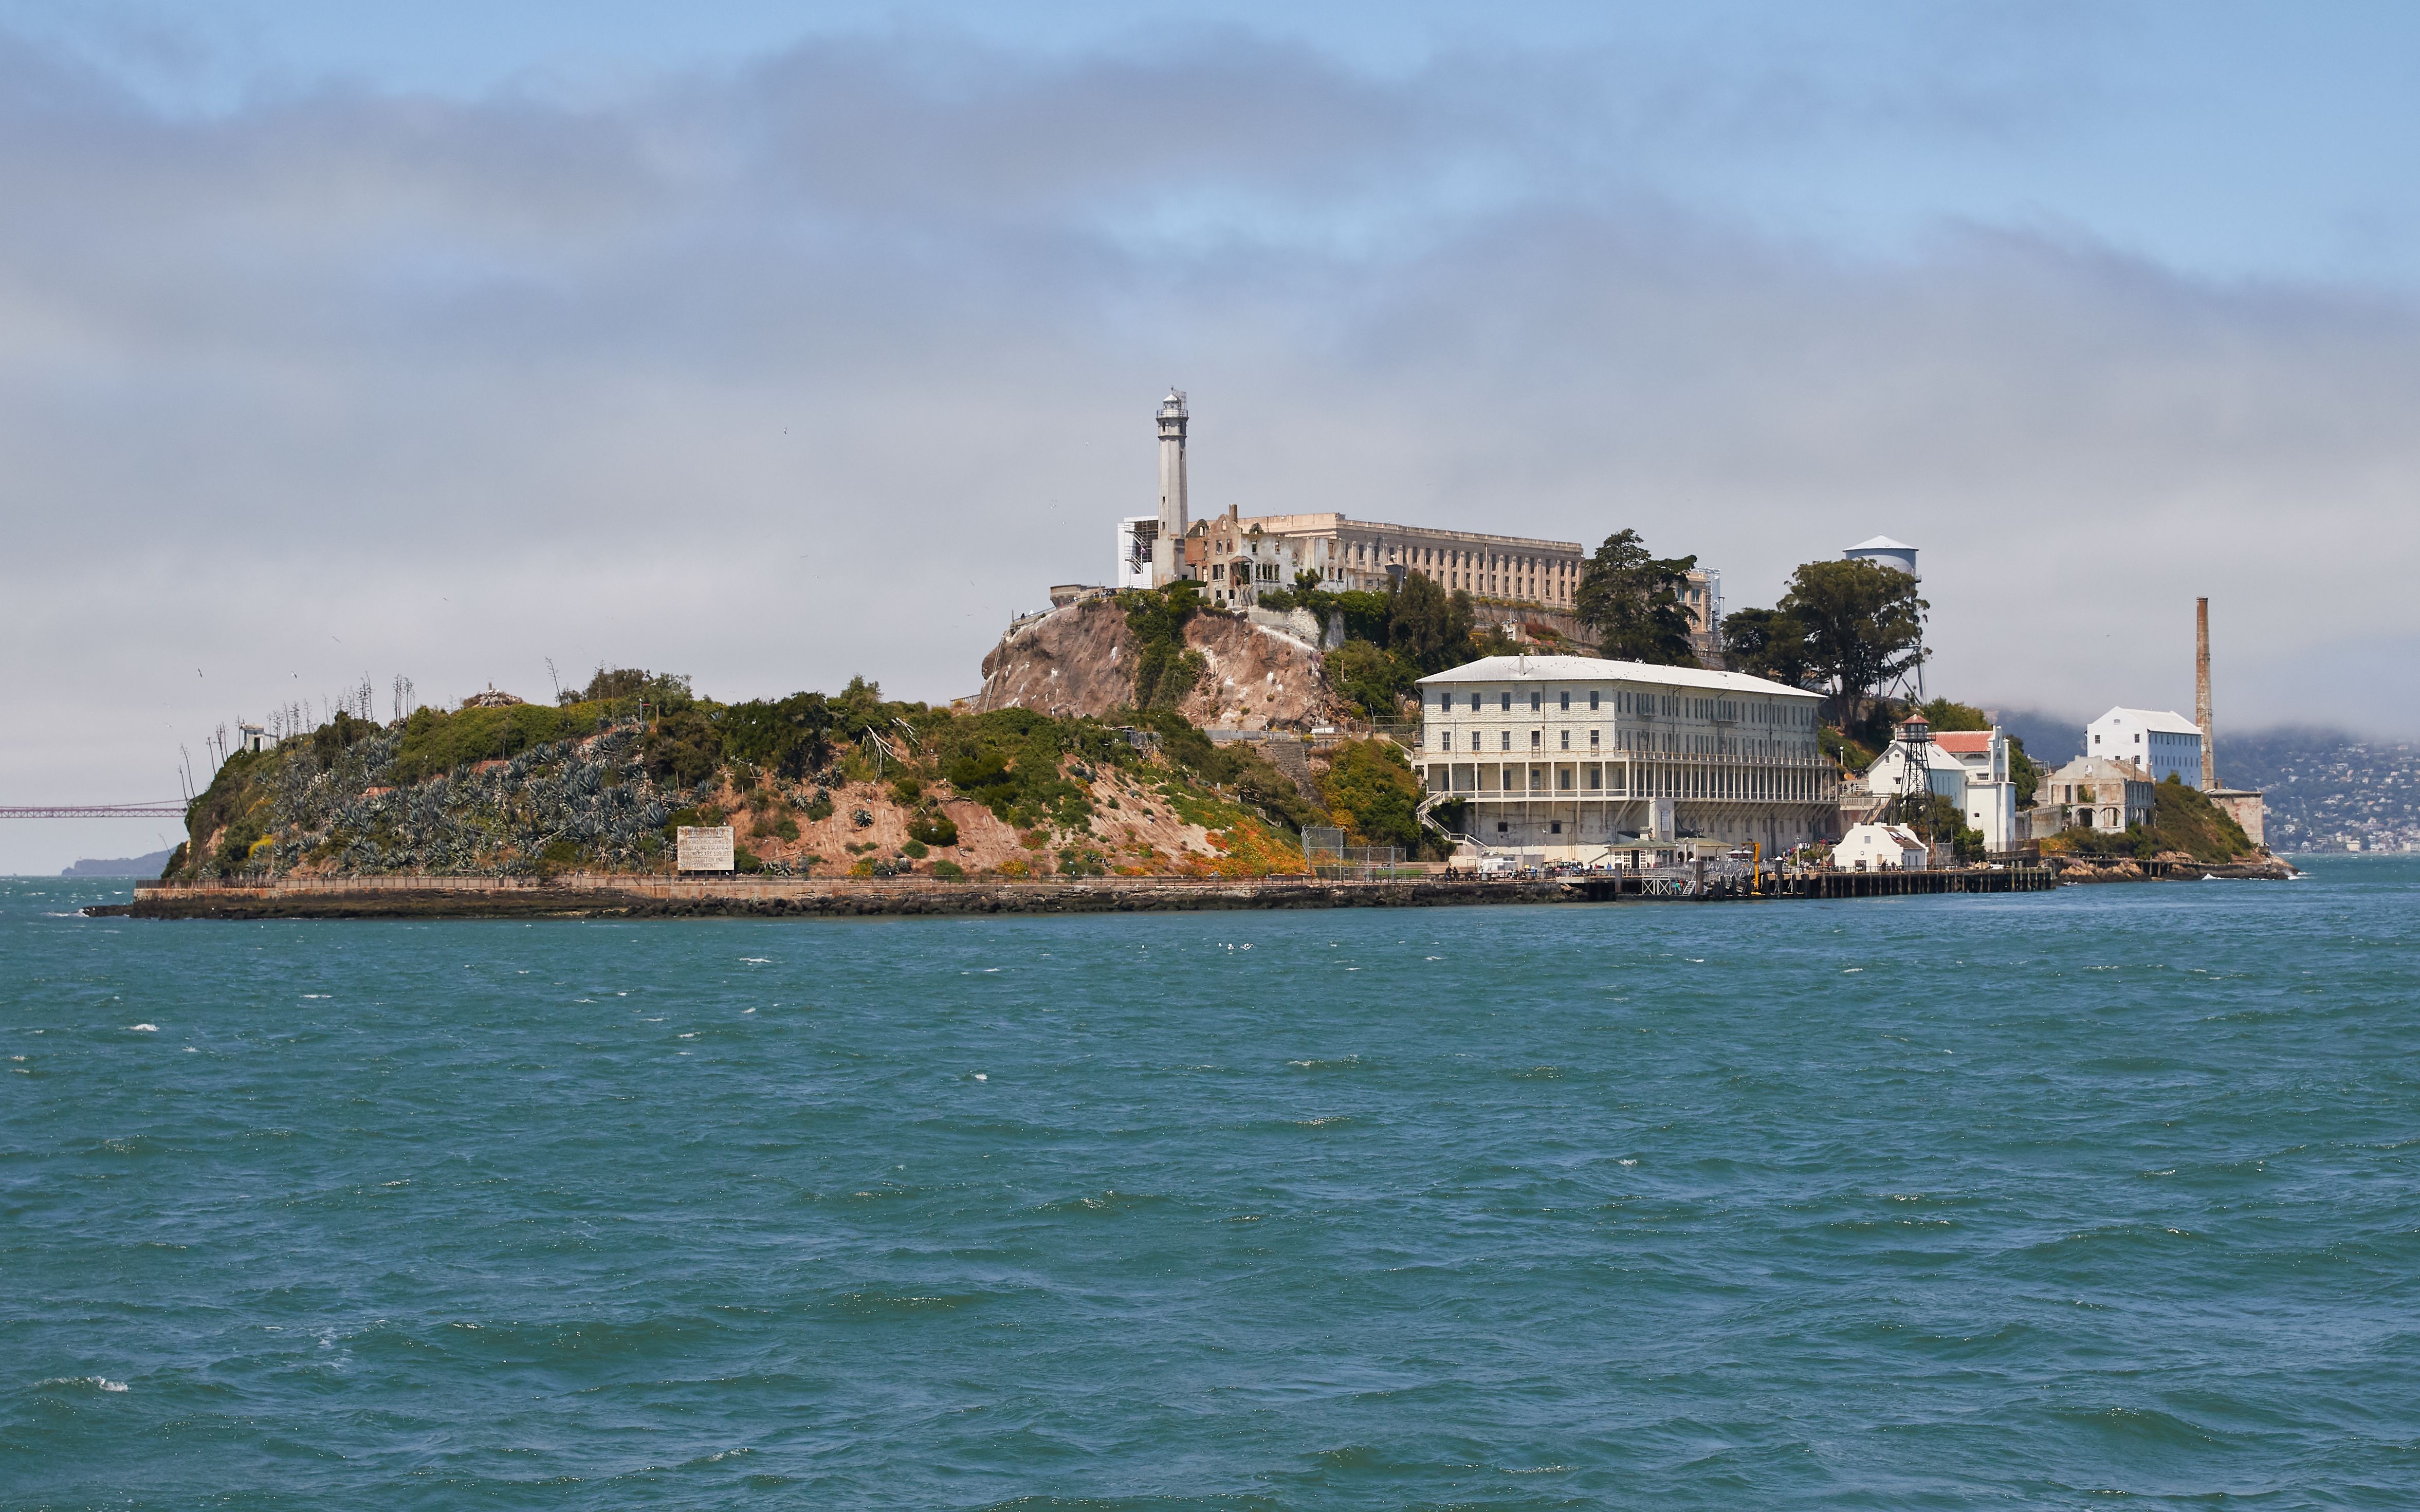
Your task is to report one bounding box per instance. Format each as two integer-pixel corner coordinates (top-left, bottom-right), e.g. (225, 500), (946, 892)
(1500, 731), (1511, 751)
(1499, 692), (1511, 711)
(1560, 730), (1570, 750)
(1589, 729), (1600, 749)
(1530, 692), (1542, 711)
(1559, 691), (1570, 711)
(1589, 690), (1600, 710)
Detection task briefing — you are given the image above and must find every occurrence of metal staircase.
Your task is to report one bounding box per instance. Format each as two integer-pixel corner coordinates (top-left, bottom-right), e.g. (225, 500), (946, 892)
(1416, 790), (1500, 857)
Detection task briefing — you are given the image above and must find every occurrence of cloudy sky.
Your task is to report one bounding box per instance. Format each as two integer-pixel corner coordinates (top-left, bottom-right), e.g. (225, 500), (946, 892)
(7, 1), (2419, 870)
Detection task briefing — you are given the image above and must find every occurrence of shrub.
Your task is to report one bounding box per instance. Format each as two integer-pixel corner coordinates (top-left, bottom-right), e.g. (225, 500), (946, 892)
(890, 776), (923, 804)
(801, 789), (834, 822)
(734, 845), (765, 874)
(639, 709), (722, 788)
(1057, 846), (1107, 877)
(391, 703), (600, 784)
(1326, 639), (1417, 720)
(931, 859), (966, 881)
(907, 813), (959, 847)
(309, 710), (380, 765)
(568, 667), (695, 713)
(721, 692), (834, 779)
(900, 839), (930, 859)
(1319, 739), (1425, 853)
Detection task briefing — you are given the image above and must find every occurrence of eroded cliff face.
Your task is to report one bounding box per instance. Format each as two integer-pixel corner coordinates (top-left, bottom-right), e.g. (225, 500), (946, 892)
(978, 599), (1343, 729)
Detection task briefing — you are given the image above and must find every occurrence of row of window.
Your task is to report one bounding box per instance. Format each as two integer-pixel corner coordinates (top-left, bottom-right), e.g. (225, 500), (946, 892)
(1423, 762), (1831, 801)
(1433, 688), (1814, 725)
(1208, 561), (1279, 581)
(1435, 728), (1820, 758)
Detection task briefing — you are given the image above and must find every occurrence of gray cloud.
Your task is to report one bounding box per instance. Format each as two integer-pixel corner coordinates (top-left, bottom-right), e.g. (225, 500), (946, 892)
(5, 23), (2415, 868)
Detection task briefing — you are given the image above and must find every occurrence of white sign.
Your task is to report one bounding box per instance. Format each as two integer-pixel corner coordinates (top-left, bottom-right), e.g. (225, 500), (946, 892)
(676, 825), (736, 872)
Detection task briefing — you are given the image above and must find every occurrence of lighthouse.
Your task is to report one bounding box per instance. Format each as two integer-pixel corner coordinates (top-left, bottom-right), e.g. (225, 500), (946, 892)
(1150, 389), (1189, 586)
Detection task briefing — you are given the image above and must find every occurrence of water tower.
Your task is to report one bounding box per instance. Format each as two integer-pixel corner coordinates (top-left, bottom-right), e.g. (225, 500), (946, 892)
(1846, 536), (1924, 703)
(1844, 535), (1918, 579)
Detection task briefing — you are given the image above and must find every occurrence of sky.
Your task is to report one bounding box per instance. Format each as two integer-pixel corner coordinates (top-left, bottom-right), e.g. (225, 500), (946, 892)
(6, 1), (2420, 871)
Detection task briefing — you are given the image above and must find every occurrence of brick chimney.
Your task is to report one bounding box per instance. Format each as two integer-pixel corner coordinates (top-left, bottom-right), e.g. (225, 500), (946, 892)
(2196, 597), (2216, 789)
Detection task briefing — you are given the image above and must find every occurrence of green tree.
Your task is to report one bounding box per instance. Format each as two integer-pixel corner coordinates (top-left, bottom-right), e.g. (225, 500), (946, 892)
(1386, 573), (1478, 674)
(1777, 559), (1928, 722)
(831, 675), (889, 742)
(567, 667), (693, 713)
(1574, 529), (1699, 665)
(721, 692), (835, 779)
(1914, 697), (2042, 806)
(1122, 583), (1206, 709)
(1326, 639), (1417, 719)
(639, 708), (723, 788)
(2009, 740), (2042, 808)
(1917, 697), (1990, 732)
(1720, 606), (1812, 687)
(1318, 739), (1426, 853)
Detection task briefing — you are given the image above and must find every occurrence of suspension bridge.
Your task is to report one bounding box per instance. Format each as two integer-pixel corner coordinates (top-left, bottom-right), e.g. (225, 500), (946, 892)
(0, 802), (189, 819)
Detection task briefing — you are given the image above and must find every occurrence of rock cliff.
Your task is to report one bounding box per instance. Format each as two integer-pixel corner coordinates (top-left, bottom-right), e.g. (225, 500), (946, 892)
(977, 598), (1344, 730)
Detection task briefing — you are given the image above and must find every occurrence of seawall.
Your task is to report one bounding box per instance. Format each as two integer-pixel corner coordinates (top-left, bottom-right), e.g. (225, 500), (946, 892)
(101, 873), (1566, 920)
(94, 865), (2062, 920)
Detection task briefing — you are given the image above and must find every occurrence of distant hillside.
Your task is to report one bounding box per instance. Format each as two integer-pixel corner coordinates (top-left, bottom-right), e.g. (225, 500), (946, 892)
(2213, 728), (2420, 853)
(62, 847), (178, 878)
(1986, 708), (2085, 767)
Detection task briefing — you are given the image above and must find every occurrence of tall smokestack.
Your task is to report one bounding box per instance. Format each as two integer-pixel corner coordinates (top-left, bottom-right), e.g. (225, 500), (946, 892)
(2196, 597), (2216, 789)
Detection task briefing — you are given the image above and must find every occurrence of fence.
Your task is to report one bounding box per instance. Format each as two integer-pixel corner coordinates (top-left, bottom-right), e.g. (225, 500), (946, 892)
(1303, 826), (1409, 880)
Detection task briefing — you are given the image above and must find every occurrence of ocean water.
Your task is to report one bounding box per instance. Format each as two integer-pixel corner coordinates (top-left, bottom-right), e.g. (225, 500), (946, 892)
(4, 862), (2416, 1509)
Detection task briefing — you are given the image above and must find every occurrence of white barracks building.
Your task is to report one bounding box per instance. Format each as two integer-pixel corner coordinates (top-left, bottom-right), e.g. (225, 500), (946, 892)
(1413, 656), (1839, 857)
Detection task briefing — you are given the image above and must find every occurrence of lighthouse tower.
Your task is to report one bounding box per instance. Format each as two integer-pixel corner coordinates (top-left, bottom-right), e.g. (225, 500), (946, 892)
(1150, 389), (1189, 586)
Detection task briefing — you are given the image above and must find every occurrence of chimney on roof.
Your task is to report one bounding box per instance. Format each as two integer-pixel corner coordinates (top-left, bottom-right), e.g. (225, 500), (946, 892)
(2196, 597), (2216, 789)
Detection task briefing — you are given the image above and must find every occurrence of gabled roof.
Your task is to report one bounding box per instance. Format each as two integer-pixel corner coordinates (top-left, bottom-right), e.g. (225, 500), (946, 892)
(1416, 655), (1818, 699)
(1842, 821), (1926, 849)
(2049, 755), (2157, 781)
(2095, 706), (2203, 735)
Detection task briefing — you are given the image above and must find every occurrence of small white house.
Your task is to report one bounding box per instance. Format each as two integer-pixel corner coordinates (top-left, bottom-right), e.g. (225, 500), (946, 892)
(2087, 707), (2204, 787)
(1860, 722), (2020, 853)
(1836, 822), (1929, 872)
(1861, 735), (1968, 804)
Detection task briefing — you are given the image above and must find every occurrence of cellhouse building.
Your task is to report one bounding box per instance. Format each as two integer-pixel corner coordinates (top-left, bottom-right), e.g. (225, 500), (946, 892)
(1413, 655), (1841, 859)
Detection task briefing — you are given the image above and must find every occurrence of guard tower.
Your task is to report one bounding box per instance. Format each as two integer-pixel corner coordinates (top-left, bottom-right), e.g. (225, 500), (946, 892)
(1150, 389), (1190, 586)
(1894, 712), (1937, 850)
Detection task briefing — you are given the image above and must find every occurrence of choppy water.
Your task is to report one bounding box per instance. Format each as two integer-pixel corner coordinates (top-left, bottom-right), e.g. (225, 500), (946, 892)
(5, 861), (2416, 1508)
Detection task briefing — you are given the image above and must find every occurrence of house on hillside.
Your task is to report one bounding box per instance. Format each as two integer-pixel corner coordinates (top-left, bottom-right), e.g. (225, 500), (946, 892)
(1860, 722), (2021, 853)
(2036, 756), (2156, 834)
(1836, 822), (1929, 871)
(2087, 707), (2205, 787)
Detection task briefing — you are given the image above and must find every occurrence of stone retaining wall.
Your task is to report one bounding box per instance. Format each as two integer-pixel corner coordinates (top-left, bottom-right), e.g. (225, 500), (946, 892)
(106, 873), (1562, 920)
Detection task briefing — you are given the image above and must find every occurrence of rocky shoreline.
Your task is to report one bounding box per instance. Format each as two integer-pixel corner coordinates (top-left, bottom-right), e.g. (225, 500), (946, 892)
(85, 854), (2297, 921)
(2050, 856), (2299, 883)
